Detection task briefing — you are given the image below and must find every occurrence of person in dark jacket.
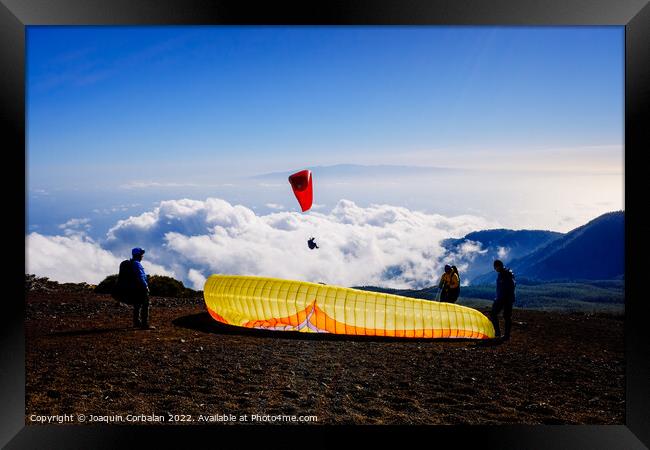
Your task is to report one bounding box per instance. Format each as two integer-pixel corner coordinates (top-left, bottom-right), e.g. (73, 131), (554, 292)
(490, 259), (515, 340)
(127, 247), (153, 329)
(447, 265), (461, 303)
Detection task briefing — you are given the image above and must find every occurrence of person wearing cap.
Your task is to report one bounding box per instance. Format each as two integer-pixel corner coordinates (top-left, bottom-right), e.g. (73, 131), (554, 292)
(437, 264), (459, 302)
(130, 247), (153, 329)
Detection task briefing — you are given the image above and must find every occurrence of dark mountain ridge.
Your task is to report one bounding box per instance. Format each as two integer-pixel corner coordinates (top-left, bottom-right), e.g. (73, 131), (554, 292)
(472, 211), (624, 284)
(442, 229), (563, 282)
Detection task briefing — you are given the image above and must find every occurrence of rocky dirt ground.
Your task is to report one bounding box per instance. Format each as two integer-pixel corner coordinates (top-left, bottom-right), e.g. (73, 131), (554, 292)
(25, 283), (624, 425)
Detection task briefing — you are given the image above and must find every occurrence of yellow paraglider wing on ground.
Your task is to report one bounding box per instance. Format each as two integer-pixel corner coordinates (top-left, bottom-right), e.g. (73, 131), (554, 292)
(204, 274), (495, 339)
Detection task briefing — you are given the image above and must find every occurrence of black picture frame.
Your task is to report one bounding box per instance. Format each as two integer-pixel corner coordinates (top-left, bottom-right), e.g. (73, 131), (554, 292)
(4, 0), (649, 448)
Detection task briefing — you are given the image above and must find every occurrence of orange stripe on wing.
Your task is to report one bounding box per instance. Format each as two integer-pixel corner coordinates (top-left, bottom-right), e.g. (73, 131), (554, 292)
(207, 307), (230, 325)
(207, 301), (490, 339)
(309, 305), (489, 339)
(243, 301), (315, 329)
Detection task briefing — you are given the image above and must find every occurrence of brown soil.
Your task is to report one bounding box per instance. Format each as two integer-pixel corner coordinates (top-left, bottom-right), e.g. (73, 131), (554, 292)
(25, 287), (624, 425)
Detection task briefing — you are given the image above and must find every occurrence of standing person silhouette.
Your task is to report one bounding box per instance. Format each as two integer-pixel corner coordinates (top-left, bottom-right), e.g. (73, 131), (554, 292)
(490, 259), (516, 340)
(127, 247), (154, 330)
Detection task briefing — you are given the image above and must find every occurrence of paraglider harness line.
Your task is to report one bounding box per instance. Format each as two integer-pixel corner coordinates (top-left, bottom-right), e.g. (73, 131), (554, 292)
(435, 283), (444, 302)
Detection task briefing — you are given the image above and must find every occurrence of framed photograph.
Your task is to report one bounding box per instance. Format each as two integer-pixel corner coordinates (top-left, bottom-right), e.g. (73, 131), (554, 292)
(5, 0), (648, 447)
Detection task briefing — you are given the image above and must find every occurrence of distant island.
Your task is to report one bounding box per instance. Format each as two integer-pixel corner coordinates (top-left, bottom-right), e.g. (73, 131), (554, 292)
(252, 164), (463, 180)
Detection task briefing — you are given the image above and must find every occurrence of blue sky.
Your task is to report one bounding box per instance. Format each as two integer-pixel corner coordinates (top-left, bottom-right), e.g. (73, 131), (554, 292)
(26, 26), (624, 285)
(28, 27), (623, 180)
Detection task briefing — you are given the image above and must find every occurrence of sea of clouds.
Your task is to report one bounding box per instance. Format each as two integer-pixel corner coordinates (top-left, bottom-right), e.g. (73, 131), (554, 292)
(26, 198), (498, 290)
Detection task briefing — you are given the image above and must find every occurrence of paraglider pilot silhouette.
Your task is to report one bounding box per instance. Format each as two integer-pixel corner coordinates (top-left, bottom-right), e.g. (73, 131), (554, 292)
(307, 237), (319, 250)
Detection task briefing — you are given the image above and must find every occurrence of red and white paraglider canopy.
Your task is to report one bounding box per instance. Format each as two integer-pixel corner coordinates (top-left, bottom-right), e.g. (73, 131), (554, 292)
(288, 169), (313, 212)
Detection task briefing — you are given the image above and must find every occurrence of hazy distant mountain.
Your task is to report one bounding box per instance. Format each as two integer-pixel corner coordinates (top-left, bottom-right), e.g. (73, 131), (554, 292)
(471, 211), (624, 284)
(253, 164), (461, 180)
(442, 229), (563, 283)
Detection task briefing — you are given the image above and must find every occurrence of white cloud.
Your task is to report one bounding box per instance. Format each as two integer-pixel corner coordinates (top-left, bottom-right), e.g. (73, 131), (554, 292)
(265, 203), (285, 210)
(30, 188), (50, 196)
(27, 197), (499, 289)
(26, 233), (174, 284)
(26, 233), (120, 284)
(458, 240), (487, 258)
(187, 268), (207, 290)
(58, 217), (92, 237)
(92, 203), (142, 215)
(101, 198), (496, 289)
(59, 217), (91, 229)
(120, 181), (200, 189)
